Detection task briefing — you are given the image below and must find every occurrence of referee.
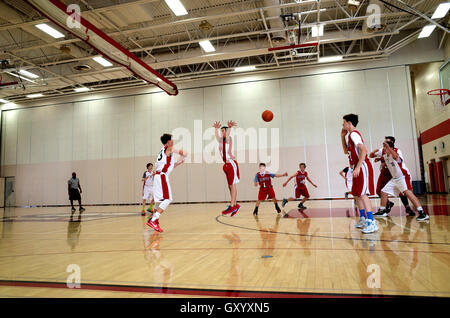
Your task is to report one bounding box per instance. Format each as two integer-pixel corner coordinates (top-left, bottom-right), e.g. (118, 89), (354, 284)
(68, 172), (85, 215)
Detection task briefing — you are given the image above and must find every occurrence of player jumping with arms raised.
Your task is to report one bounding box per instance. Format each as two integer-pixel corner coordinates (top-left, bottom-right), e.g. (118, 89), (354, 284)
(214, 120), (241, 217)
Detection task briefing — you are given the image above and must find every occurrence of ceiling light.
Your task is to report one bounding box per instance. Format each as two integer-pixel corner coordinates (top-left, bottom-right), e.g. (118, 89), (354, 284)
(35, 23), (65, 39)
(26, 93), (43, 98)
(2, 103), (17, 110)
(234, 66), (256, 72)
(318, 55), (343, 63)
(199, 40), (216, 53)
(418, 25), (436, 38)
(431, 2), (450, 19)
(311, 24), (324, 37)
(92, 56), (113, 67)
(19, 69), (39, 79)
(5, 72), (37, 83)
(0, 99), (8, 104)
(164, 0), (188, 16)
(74, 87), (90, 92)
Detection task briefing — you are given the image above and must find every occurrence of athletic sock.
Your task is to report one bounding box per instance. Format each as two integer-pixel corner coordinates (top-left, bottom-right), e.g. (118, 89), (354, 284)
(366, 211), (374, 220)
(275, 203), (280, 210)
(417, 206), (424, 213)
(254, 206), (259, 213)
(359, 209), (366, 218)
(400, 196), (409, 207)
(151, 212), (160, 222)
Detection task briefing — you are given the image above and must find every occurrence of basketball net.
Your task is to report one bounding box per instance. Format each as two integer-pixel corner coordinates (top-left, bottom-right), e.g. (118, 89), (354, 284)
(428, 89), (449, 111)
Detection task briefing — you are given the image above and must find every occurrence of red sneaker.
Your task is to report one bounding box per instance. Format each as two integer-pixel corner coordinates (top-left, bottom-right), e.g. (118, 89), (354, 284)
(141, 210), (146, 216)
(230, 204), (241, 217)
(222, 205), (233, 215)
(147, 220), (163, 232)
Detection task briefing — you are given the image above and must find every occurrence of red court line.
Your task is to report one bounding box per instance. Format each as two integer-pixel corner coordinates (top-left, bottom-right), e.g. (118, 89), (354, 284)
(0, 280), (397, 298)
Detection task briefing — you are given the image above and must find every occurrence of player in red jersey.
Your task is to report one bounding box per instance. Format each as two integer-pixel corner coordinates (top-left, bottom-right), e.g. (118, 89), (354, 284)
(214, 120), (241, 217)
(281, 163), (317, 210)
(341, 114), (377, 234)
(253, 163), (288, 216)
(369, 136), (415, 217)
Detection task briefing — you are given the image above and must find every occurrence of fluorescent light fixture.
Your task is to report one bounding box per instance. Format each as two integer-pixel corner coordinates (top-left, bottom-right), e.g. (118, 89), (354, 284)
(234, 66), (256, 72)
(26, 93), (43, 98)
(2, 103), (17, 110)
(164, 0), (188, 16)
(311, 24), (324, 37)
(74, 87), (90, 92)
(92, 56), (113, 67)
(35, 23), (65, 38)
(5, 71), (37, 83)
(19, 69), (39, 79)
(0, 99), (8, 103)
(199, 40), (216, 53)
(318, 55), (343, 63)
(431, 2), (450, 19)
(418, 25), (436, 38)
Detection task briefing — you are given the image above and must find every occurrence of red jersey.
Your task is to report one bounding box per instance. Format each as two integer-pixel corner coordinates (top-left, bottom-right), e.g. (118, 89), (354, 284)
(254, 172), (275, 188)
(296, 170), (308, 187)
(347, 130), (370, 168)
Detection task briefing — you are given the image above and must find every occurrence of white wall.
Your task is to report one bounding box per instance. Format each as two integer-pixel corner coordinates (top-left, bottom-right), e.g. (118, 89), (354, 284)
(1, 65), (419, 206)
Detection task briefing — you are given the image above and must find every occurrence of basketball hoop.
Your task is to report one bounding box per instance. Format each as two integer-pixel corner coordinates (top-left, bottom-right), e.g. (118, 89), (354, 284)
(428, 89), (449, 111)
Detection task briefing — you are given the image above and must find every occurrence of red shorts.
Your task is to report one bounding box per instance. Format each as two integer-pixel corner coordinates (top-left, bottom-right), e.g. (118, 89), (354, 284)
(351, 161), (374, 197)
(294, 185), (309, 199)
(223, 159), (240, 186)
(258, 187), (276, 201)
(376, 168), (392, 196)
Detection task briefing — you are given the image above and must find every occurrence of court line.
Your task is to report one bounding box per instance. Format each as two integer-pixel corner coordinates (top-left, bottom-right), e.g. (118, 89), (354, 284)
(0, 279), (438, 298)
(215, 215), (450, 246)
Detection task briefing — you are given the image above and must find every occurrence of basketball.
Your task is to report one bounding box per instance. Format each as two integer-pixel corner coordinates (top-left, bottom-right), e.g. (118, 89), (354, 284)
(262, 110), (274, 122)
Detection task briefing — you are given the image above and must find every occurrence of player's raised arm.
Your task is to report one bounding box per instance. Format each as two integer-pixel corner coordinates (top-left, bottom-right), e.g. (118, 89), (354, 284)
(369, 148), (381, 158)
(340, 128), (348, 154)
(213, 121), (222, 142)
(274, 172), (288, 178)
(383, 141), (400, 161)
(226, 120), (237, 141)
(174, 157), (185, 168)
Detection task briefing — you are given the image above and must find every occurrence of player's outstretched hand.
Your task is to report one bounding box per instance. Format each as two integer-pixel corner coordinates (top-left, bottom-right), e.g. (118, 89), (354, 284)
(283, 182), (287, 187)
(284, 172), (288, 177)
(227, 120), (237, 128)
(213, 121), (221, 129)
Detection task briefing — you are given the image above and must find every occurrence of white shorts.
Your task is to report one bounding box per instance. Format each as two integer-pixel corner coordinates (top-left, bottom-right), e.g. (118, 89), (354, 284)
(153, 173), (172, 210)
(345, 168), (353, 192)
(381, 175), (411, 197)
(142, 186), (153, 201)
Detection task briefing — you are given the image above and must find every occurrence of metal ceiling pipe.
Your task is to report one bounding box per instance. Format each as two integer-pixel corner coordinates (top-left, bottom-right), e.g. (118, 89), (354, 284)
(263, 0), (286, 43)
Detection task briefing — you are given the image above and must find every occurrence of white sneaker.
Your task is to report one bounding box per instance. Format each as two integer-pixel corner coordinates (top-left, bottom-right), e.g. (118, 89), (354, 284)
(355, 217), (366, 228)
(362, 219), (378, 234)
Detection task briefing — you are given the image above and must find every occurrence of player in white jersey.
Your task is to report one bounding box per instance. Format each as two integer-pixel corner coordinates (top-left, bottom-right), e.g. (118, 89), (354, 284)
(146, 133), (187, 232)
(141, 163), (155, 216)
(376, 140), (429, 221)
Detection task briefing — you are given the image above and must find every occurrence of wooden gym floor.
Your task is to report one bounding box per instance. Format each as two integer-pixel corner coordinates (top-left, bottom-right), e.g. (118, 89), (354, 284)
(0, 194), (448, 298)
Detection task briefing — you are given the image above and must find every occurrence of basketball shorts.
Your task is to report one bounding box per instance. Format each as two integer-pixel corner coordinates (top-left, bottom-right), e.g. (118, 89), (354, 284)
(153, 173), (172, 210)
(223, 159), (240, 186)
(258, 187), (276, 201)
(376, 168), (392, 197)
(69, 188), (81, 201)
(142, 186), (153, 201)
(294, 184), (309, 199)
(345, 168), (353, 192)
(381, 175), (412, 197)
(350, 161), (374, 197)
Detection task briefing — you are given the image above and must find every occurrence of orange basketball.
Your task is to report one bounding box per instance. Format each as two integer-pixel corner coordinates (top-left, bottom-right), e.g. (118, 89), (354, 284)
(262, 110), (273, 122)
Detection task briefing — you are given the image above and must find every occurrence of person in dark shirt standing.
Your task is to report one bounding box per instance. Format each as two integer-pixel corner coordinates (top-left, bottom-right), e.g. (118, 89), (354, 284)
(68, 172), (85, 216)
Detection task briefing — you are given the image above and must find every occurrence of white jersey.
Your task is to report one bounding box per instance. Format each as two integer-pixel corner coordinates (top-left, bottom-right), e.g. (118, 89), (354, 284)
(155, 146), (175, 176)
(218, 137), (235, 163)
(142, 171), (154, 187)
(377, 148), (410, 179)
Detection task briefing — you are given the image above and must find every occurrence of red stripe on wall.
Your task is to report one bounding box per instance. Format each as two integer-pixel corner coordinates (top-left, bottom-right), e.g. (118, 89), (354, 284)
(420, 119), (450, 145)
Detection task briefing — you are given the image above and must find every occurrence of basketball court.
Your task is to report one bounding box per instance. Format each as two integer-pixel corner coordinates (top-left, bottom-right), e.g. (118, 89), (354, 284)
(0, 0), (449, 300)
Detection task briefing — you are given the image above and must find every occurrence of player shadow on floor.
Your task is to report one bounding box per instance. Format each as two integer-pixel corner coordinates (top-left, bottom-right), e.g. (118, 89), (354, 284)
(67, 217), (82, 251)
